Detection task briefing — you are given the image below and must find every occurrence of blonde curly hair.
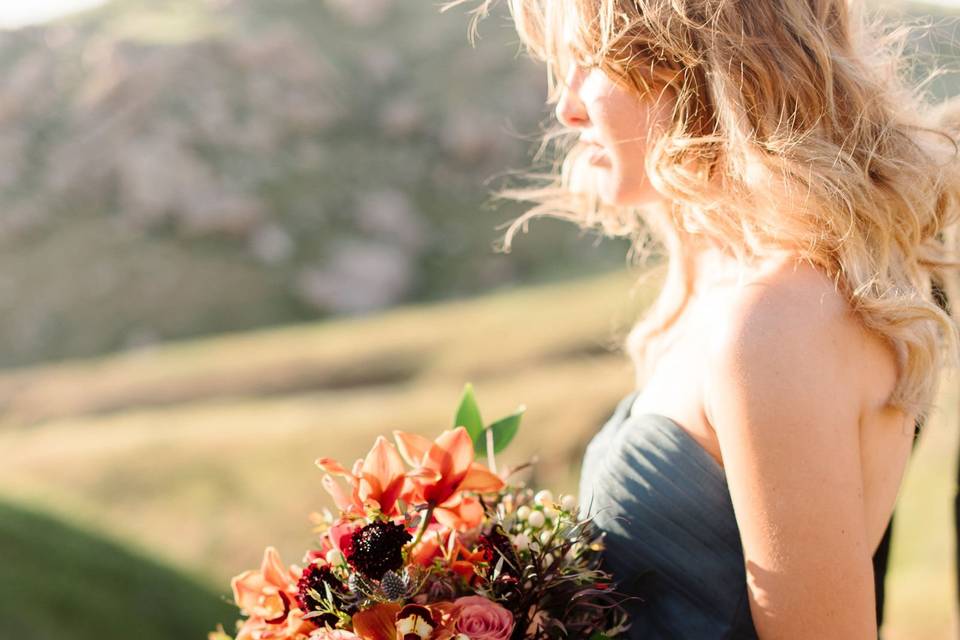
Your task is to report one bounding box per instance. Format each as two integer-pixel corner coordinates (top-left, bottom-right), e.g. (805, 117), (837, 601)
(444, 0), (960, 425)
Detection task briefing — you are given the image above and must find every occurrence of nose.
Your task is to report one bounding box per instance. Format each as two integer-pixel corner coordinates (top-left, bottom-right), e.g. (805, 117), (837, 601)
(555, 64), (590, 129)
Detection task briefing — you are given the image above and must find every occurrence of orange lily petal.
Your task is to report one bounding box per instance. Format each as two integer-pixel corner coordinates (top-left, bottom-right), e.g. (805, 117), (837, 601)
(352, 603), (401, 640)
(351, 458), (365, 477)
(460, 463), (505, 494)
(322, 474), (356, 512)
(393, 430), (433, 467)
(434, 495), (484, 531)
(315, 457), (352, 476)
(429, 428), (474, 476)
(361, 436), (407, 513)
(408, 529), (443, 566)
(418, 428), (474, 505)
(229, 568), (258, 611)
(260, 546), (296, 588)
(406, 467), (442, 482)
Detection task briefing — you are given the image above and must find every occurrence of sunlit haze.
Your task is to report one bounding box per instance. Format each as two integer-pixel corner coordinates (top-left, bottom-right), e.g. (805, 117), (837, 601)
(2, 0), (960, 31)
(0, 0), (105, 29)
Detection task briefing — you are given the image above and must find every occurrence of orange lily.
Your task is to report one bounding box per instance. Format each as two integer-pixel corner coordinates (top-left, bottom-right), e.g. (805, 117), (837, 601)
(234, 611), (315, 640)
(433, 494), (484, 532)
(230, 547), (315, 640)
(393, 427), (504, 511)
(449, 538), (489, 585)
(409, 527), (486, 585)
(407, 524), (445, 567)
(317, 436), (408, 516)
(231, 546), (301, 621)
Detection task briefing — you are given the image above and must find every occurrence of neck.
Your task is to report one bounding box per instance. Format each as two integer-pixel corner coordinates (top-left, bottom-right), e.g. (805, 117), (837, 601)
(682, 232), (735, 294)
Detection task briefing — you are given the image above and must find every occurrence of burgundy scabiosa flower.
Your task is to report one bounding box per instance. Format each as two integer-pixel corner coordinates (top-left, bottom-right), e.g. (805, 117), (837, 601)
(348, 520), (412, 580)
(296, 563), (348, 627)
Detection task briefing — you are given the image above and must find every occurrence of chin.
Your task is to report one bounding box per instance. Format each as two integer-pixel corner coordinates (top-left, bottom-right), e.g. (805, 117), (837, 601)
(597, 170), (660, 208)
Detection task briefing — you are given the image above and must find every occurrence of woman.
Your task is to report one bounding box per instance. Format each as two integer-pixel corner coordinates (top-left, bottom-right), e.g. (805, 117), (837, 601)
(445, 0), (960, 638)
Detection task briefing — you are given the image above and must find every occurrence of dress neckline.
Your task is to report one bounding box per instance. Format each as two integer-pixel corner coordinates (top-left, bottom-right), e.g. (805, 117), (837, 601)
(624, 389), (728, 481)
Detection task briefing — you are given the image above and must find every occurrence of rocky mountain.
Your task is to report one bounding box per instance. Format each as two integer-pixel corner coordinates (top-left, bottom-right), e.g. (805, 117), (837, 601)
(0, 0), (629, 366)
(0, 0), (953, 367)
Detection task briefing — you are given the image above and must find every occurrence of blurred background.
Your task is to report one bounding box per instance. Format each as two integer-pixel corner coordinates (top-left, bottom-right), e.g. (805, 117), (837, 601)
(0, 0), (958, 638)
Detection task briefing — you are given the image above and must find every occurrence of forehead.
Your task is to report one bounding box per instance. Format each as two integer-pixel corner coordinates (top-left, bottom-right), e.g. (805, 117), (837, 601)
(555, 5), (597, 64)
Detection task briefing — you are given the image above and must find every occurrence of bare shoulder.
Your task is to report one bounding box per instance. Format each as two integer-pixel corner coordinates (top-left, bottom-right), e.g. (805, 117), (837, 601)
(715, 255), (857, 350)
(704, 255), (898, 419)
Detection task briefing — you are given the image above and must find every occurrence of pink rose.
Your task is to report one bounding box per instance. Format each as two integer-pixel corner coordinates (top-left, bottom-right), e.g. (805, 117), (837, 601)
(453, 596), (514, 640)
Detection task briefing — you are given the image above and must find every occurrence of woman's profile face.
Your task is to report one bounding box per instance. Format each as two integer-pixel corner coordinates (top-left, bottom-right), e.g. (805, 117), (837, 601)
(555, 54), (675, 208)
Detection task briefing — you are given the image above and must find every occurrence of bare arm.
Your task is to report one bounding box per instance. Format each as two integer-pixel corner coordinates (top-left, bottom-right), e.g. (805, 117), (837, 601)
(704, 268), (877, 640)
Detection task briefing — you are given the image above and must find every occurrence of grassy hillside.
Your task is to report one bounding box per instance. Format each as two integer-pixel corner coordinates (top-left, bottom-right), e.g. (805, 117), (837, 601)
(0, 266), (957, 639)
(0, 268), (658, 581)
(0, 498), (235, 639)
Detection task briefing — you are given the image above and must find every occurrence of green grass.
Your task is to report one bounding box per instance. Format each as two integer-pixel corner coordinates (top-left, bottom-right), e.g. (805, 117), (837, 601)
(0, 498), (235, 639)
(0, 265), (956, 639)
(0, 268), (657, 586)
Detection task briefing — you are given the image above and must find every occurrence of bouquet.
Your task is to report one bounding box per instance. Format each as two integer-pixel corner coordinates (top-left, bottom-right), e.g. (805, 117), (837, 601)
(209, 384), (628, 640)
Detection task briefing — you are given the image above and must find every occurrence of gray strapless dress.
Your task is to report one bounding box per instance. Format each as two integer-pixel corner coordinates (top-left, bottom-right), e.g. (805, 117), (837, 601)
(578, 389), (759, 639)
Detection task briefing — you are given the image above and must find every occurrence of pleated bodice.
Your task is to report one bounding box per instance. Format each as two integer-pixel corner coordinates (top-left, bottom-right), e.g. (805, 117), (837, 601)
(578, 390), (759, 639)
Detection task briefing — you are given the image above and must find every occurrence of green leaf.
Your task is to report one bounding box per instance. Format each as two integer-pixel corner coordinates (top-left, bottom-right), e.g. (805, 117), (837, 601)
(474, 406), (524, 455)
(589, 634), (612, 640)
(454, 383), (485, 442)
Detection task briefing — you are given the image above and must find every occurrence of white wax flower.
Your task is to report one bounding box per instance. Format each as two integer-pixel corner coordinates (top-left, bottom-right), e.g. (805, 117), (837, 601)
(534, 490), (554, 506)
(513, 532), (531, 551)
(527, 510), (546, 528)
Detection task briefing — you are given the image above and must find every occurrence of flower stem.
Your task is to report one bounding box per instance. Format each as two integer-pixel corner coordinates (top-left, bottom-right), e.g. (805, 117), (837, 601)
(411, 505), (434, 547)
(486, 429), (497, 474)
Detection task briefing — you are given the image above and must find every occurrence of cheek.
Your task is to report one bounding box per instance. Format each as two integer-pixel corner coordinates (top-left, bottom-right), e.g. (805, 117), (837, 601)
(578, 73), (676, 206)
(605, 93), (666, 156)
(602, 95), (674, 205)
(597, 121), (655, 204)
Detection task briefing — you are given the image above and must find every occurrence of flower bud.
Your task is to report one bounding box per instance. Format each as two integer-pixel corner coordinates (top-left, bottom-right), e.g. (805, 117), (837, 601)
(534, 490), (554, 506)
(516, 505), (531, 521)
(512, 532), (531, 551)
(527, 510), (546, 529)
(561, 494), (577, 512)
